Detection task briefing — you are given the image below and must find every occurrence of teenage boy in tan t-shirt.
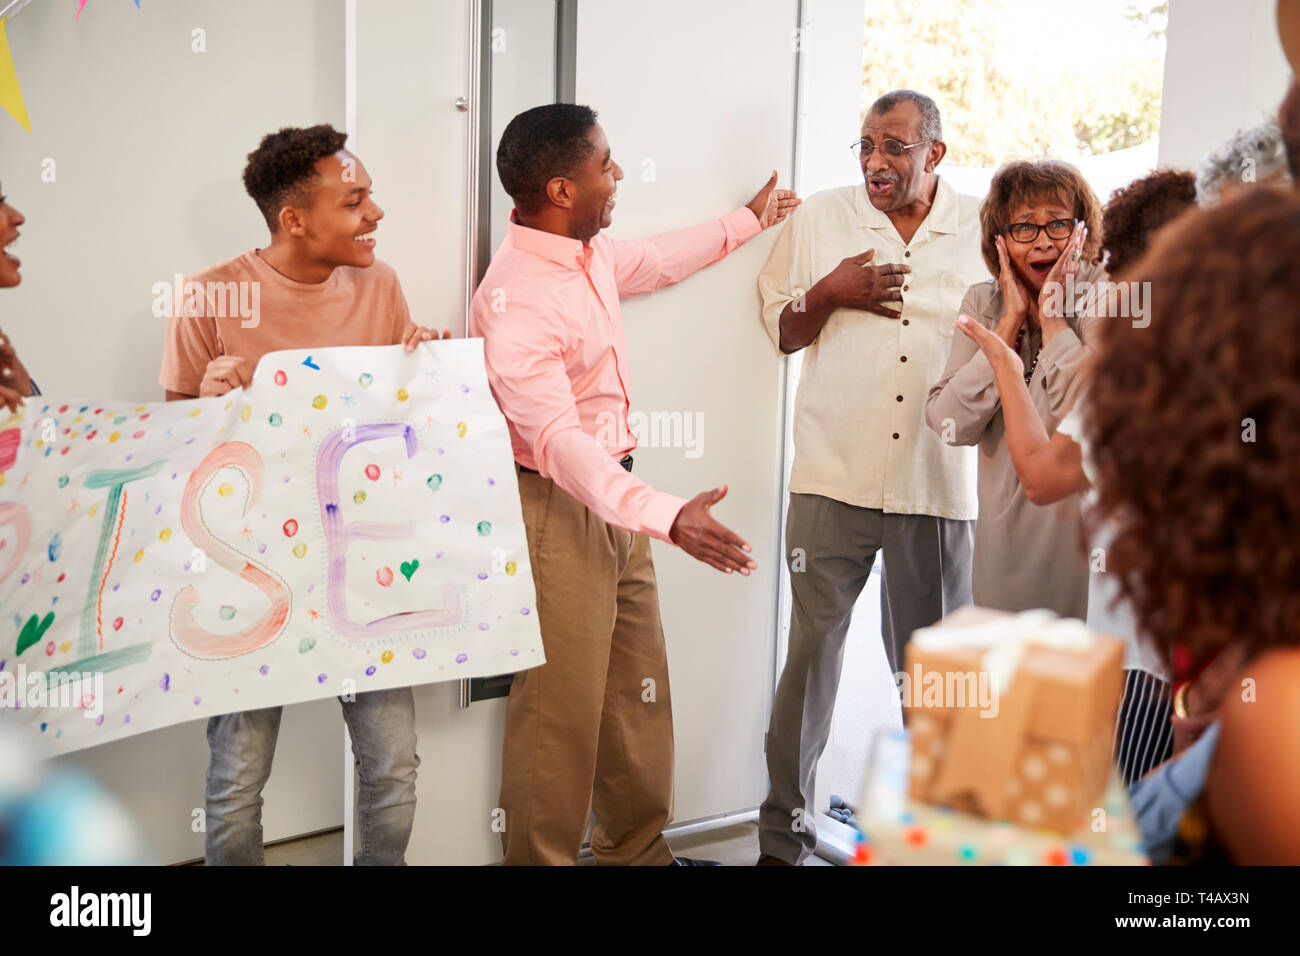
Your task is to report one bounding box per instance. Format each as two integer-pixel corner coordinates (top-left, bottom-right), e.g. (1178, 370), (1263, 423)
(161, 124), (448, 865)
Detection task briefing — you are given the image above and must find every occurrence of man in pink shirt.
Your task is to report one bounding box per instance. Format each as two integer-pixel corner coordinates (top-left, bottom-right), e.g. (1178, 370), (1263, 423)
(470, 103), (799, 865)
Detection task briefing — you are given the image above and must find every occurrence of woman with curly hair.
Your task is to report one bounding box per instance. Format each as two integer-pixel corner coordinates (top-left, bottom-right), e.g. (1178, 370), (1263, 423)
(954, 168), (1199, 785)
(1088, 187), (1300, 864)
(925, 160), (1102, 619)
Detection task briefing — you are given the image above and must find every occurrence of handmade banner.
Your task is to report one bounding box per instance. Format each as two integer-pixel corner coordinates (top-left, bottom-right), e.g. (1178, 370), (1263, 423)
(0, 339), (544, 755)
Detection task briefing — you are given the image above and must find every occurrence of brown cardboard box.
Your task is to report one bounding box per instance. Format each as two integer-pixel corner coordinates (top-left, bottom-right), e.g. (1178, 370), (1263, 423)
(902, 606), (1124, 834)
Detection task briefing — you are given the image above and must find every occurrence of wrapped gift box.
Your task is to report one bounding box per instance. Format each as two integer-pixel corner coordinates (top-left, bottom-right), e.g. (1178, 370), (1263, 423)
(901, 606), (1125, 834)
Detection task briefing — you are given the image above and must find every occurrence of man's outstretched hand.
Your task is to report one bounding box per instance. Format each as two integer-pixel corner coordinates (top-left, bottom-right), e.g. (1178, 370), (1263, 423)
(669, 485), (756, 575)
(746, 171), (801, 229)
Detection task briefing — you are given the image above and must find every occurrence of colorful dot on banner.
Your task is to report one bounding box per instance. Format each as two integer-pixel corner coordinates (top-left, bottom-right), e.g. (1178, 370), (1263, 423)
(57, 475), (69, 488)
(113, 415), (127, 425)
(132, 549), (144, 564)
(131, 430), (145, 440)
(957, 844), (978, 863)
(854, 844), (873, 866)
(150, 589), (161, 602)
(193, 697), (201, 706)
(189, 409), (201, 418)
(439, 514), (450, 524)
(240, 405), (252, 423)
(364, 464), (380, 481)
(478, 622), (489, 631)
(88, 504), (98, 518)
(158, 528), (172, 542)
(160, 674), (170, 692)
(1069, 846), (1091, 866)
(456, 421), (467, 438)
(274, 370), (287, 386)
(380, 650), (394, 664)
(282, 519), (299, 538)
(311, 395), (328, 410)
(902, 825), (928, 848)
(455, 653), (468, 663)
(426, 474), (442, 491)
(317, 674), (327, 683)
(112, 617), (123, 631)
(217, 482), (233, 497)
(59, 640), (70, 653)
(45, 642), (55, 656)
(292, 543), (307, 559)
(268, 413), (283, 427)
(108, 432), (121, 443)
(1043, 846), (1068, 866)
(48, 533), (62, 561)
(353, 490), (366, 504)
(1004, 847), (1033, 866)
(218, 605), (236, 621)
(396, 388), (409, 402)
(86, 430), (96, 440)
(358, 372), (373, 387)
(505, 561), (517, 576)
(412, 648), (426, 660)
(476, 521), (492, 537)
(521, 608), (530, 615)
(376, 567), (394, 587)
(365, 665), (376, 676)
(476, 572), (488, 581)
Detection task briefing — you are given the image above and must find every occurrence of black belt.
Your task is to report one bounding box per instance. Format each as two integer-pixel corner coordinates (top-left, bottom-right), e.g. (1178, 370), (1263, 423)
(519, 455), (632, 475)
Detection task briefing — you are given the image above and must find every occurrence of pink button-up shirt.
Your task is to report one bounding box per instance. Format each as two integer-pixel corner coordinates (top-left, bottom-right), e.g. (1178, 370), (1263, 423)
(469, 206), (761, 542)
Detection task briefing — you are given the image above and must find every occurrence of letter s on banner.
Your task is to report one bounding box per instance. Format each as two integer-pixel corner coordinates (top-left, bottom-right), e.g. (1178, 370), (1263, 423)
(170, 441), (291, 658)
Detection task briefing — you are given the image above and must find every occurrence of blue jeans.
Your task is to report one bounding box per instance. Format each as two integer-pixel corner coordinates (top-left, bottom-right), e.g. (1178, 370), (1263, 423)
(204, 688), (419, 865)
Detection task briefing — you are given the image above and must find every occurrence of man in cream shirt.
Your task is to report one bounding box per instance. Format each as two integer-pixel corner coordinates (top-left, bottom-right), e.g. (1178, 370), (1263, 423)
(755, 90), (983, 865)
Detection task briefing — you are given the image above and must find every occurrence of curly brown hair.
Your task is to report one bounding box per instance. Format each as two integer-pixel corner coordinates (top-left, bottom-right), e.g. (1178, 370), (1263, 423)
(243, 125), (349, 232)
(978, 159), (1104, 276)
(1100, 169), (1197, 276)
(1085, 186), (1300, 678)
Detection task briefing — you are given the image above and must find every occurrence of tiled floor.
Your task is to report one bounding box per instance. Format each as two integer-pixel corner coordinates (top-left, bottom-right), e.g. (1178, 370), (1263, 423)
(245, 819), (836, 866)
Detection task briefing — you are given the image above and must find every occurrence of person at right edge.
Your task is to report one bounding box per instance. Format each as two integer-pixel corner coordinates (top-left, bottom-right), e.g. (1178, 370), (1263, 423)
(755, 90), (984, 865)
(470, 104), (800, 866)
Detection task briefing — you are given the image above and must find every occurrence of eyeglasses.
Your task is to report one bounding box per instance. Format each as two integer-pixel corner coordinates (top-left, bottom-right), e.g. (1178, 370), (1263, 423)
(1003, 217), (1078, 243)
(850, 138), (932, 159)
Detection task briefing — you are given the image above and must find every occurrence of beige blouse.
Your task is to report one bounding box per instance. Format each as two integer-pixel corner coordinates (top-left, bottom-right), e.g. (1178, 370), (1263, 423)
(923, 263), (1105, 619)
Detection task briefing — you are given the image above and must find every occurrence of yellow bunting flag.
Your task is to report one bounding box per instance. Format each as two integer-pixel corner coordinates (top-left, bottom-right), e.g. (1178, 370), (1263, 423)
(0, 16), (31, 133)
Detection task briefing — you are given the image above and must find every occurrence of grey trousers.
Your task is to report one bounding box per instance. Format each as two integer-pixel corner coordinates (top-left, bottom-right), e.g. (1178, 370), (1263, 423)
(759, 493), (973, 864)
(204, 688), (419, 865)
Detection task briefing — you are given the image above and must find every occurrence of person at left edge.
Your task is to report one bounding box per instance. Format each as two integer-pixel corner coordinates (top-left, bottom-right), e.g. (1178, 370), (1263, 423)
(470, 103), (799, 866)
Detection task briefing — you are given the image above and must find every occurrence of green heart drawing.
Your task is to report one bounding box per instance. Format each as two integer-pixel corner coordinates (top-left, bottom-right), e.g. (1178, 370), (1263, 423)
(16, 611), (55, 656)
(399, 559), (419, 582)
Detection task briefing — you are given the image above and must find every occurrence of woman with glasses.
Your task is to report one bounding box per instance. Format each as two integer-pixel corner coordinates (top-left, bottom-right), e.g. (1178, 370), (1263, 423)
(924, 159), (1104, 619)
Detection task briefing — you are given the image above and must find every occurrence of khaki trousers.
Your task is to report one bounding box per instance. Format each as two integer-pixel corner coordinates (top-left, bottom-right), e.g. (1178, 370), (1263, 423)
(499, 468), (675, 865)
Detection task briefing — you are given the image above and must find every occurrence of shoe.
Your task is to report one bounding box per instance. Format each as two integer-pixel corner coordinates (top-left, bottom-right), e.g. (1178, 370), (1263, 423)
(669, 856), (723, 866)
(756, 853), (794, 866)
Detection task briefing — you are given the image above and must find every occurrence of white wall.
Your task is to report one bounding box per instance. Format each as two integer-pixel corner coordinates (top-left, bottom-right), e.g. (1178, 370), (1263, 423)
(1159, 0), (1293, 170)
(574, 0), (799, 824)
(352, 0), (519, 866)
(3, 0), (348, 863)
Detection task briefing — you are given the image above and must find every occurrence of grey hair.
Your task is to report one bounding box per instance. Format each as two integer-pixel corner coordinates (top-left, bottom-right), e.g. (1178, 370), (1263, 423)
(866, 89), (943, 143)
(1196, 120), (1291, 205)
